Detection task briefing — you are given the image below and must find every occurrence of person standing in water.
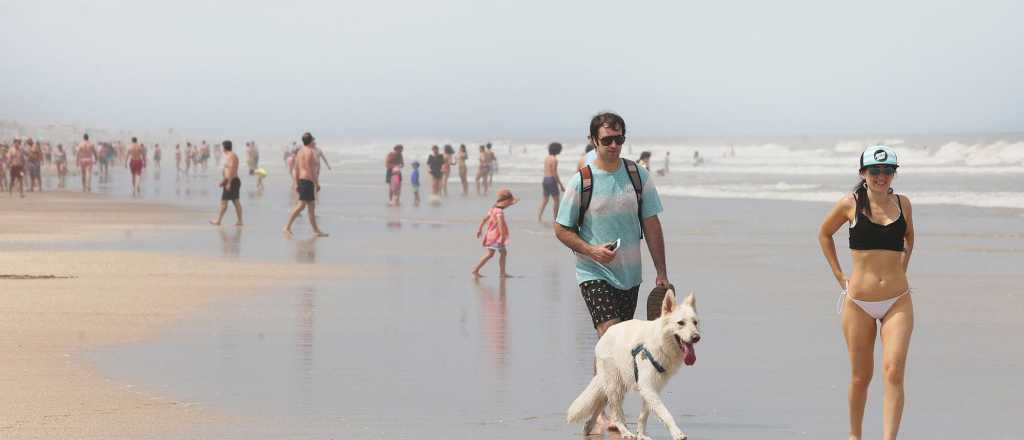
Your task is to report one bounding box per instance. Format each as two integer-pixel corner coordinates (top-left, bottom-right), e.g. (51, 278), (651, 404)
(537, 142), (565, 222)
(126, 137), (145, 196)
(76, 134), (97, 192)
(441, 144), (455, 197)
(457, 144), (469, 196)
(818, 145), (915, 440)
(6, 139), (25, 197)
(284, 132), (329, 237)
(210, 140), (243, 226)
(54, 144), (68, 189)
(475, 144), (491, 195)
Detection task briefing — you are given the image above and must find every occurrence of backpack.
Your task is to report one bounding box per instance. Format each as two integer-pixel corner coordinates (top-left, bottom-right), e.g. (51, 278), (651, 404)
(576, 158), (645, 239)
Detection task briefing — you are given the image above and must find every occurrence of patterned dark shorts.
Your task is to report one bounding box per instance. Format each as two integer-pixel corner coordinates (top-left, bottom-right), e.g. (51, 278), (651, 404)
(580, 280), (640, 329)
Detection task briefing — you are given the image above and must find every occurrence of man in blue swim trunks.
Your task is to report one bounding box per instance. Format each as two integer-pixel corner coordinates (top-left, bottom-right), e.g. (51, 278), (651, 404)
(537, 142), (565, 222)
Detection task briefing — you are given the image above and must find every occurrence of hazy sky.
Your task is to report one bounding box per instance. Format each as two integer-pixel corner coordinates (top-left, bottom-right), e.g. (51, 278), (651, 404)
(2, 0), (1022, 139)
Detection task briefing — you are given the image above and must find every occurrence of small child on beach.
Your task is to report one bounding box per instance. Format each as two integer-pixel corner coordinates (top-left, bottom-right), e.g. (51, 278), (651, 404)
(410, 161), (421, 207)
(472, 188), (518, 278)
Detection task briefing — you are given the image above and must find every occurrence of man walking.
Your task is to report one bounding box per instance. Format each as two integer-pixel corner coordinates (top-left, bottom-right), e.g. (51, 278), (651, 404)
(210, 140), (243, 226)
(553, 112), (670, 434)
(284, 132), (329, 237)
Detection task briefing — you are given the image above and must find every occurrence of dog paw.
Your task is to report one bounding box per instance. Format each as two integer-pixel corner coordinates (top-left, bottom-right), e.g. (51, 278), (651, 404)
(620, 432), (637, 440)
(671, 431), (687, 440)
(636, 434), (653, 440)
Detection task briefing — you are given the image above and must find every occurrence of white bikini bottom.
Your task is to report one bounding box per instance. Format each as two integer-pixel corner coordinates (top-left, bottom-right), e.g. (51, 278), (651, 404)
(837, 288), (911, 320)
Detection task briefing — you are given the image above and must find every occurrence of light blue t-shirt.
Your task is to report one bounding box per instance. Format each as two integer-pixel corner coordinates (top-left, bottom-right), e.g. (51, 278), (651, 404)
(556, 160), (663, 290)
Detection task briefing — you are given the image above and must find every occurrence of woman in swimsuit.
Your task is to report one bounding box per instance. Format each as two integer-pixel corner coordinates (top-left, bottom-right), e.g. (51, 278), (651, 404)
(457, 144), (468, 196)
(54, 144), (68, 189)
(441, 144), (454, 197)
(818, 145), (915, 440)
(475, 144), (490, 196)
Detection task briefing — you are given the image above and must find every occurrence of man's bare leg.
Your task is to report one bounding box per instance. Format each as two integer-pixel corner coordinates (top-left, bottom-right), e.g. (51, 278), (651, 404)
(210, 201), (228, 225)
(284, 201), (305, 235)
(232, 200), (243, 226)
(307, 202), (328, 237)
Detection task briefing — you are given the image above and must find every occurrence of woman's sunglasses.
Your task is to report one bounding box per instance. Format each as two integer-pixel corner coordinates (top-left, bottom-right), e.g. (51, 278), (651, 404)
(866, 165), (897, 176)
(598, 135), (626, 146)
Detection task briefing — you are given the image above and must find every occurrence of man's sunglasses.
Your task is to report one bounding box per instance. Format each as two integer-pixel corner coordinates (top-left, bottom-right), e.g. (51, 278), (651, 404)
(598, 135), (626, 146)
(866, 166), (897, 176)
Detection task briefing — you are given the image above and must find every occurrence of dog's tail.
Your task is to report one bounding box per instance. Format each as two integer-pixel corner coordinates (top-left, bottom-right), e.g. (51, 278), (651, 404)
(566, 375), (605, 424)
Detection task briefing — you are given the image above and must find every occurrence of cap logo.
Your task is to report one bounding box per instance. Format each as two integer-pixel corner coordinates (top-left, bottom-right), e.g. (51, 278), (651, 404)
(873, 150), (888, 162)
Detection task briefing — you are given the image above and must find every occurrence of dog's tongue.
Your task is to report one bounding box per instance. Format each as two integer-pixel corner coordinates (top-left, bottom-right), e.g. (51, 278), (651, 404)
(682, 343), (696, 366)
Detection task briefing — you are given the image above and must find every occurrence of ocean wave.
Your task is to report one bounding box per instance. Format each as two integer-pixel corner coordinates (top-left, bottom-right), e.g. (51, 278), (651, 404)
(658, 185), (1024, 210)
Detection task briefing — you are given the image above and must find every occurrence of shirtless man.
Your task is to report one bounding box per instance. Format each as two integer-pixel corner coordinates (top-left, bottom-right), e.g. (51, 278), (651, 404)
(284, 133), (328, 237)
(210, 140), (243, 226)
(76, 134), (97, 192)
(26, 138), (43, 192)
(537, 142), (566, 222)
(126, 137), (145, 196)
(7, 139), (25, 197)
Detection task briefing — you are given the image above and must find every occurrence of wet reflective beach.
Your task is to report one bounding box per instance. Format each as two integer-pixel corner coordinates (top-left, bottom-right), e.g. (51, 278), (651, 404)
(47, 159), (1024, 439)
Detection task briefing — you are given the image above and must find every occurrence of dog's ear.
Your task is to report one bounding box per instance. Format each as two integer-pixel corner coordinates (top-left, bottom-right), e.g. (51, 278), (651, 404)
(661, 288), (677, 316)
(684, 292), (696, 311)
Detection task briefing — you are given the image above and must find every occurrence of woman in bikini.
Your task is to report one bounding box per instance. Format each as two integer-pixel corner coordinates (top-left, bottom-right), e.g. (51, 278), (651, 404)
(818, 145), (914, 440)
(475, 144), (490, 196)
(441, 144), (455, 197)
(457, 144), (468, 196)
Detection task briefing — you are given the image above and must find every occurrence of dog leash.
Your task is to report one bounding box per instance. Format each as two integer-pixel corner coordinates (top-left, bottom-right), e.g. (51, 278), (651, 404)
(632, 344), (667, 383)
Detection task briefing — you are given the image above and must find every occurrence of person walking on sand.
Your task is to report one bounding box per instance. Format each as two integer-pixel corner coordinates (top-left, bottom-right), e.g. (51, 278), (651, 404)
(76, 134), (97, 192)
(818, 145), (915, 440)
(538, 142), (566, 222)
(284, 132), (329, 237)
(472, 188), (518, 278)
(126, 137), (145, 196)
(210, 140), (243, 226)
(6, 139), (26, 197)
(554, 112), (669, 435)
(457, 144), (469, 196)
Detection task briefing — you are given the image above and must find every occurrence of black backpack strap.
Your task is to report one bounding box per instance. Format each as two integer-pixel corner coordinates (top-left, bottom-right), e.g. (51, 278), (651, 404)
(623, 159), (645, 239)
(576, 165), (593, 231)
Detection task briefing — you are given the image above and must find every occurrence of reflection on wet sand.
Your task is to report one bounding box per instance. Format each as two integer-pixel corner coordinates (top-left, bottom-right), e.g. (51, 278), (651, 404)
(294, 286), (316, 412)
(291, 236), (321, 263)
(475, 278), (507, 369)
(218, 227), (243, 257)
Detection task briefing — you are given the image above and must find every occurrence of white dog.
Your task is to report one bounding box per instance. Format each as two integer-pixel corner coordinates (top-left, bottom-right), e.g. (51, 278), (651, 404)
(567, 290), (700, 440)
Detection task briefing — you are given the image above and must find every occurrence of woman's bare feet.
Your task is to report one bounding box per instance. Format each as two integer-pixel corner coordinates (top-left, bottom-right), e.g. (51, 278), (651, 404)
(208, 220), (221, 226)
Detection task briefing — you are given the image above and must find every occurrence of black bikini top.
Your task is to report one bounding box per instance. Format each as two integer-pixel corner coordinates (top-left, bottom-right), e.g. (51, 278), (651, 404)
(849, 194), (906, 252)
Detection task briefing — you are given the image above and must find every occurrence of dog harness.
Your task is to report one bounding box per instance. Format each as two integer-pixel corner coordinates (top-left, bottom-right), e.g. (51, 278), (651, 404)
(631, 343), (666, 382)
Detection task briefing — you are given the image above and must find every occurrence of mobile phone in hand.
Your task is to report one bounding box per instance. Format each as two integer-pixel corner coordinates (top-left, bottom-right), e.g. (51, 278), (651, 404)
(605, 238), (621, 252)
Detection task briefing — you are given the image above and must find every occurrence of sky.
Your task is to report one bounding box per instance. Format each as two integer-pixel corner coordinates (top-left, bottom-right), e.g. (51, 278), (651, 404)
(1, 0), (1022, 140)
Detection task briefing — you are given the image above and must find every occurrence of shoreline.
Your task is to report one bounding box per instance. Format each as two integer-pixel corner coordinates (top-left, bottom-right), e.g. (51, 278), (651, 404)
(0, 192), (351, 439)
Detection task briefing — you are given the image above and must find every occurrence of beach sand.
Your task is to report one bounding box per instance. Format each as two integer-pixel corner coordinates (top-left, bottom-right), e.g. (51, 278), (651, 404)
(0, 193), (349, 439)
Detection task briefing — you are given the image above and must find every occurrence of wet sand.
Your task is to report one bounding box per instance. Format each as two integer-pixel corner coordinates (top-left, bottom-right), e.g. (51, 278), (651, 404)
(85, 169), (1024, 439)
(0, 193), (351, 439)
(5, 165), (1024, 439)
